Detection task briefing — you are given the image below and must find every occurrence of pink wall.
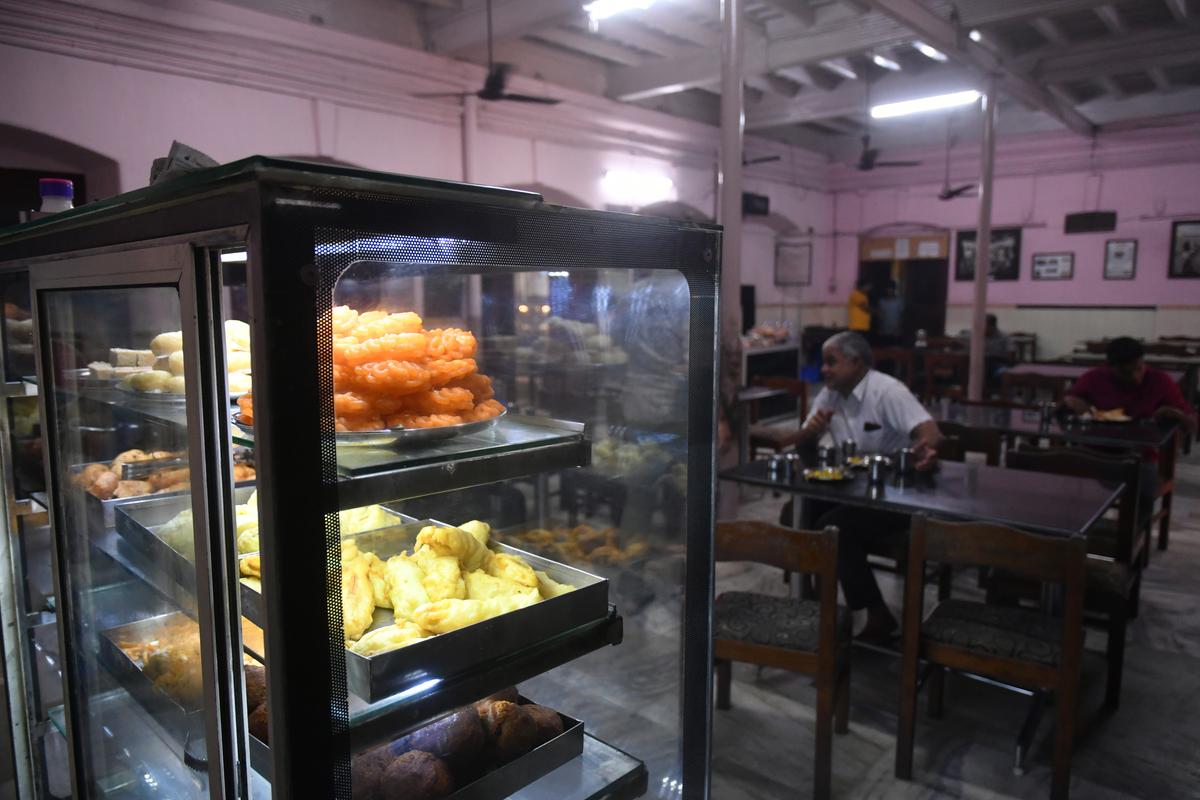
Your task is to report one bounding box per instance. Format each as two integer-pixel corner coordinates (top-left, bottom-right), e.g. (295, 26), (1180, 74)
(833, 163), (1200, 307)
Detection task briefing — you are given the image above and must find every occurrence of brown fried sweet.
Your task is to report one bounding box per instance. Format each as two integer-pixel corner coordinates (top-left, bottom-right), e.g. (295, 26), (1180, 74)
(380, 751), (454, 799)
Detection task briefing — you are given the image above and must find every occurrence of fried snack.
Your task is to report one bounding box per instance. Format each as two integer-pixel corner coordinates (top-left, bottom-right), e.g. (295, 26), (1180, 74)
(524, 704), (565, 745)
(410, 592), (538, 635)
(446, 373), (493, 403)
(233, 463), (256, 482)
(479, 701), (539, 765)
(381, 751), (455, 799)
(352, 361), (432, 395)
(237, 393), (255, 424)
(349, 620), (431, 657)
(167, 350), (186, 376)
(464, 570), (529, 602)
(364, 552), (391, 609)
(350, 311), (423, 341)
(335, 333), (428, 367)
(244, 664), (267, 713)
(424, 328), (477, 360)
(226, 350), (252, 373)
(485, 552), (537, 589)
(110, 449), (151, 470)
(385, 413), (463, 429)
(465, 399), (505, 422)
(403, 387), (475, 416)
(225, 319), (252, 352)
(166, 375), (186, 394)
(417, 525), (491, 572)
(113, 480), (153, 498)
(412, 550), (467, 602)
(88, 470), (119, 500)
(337, 415), (387, 432)
(148, 467), (189, 491)
(249, 703), (270, 743)
(535, 570), (575, 600)
(341, 543), (377, 642)
(458, 520), (490, 547)
(75, 463), (109, 488)
(240, 555), (261, 578)
(384, 554), (431, 621)
(228, 371), (253, 394)
(425, 358), (476, 388)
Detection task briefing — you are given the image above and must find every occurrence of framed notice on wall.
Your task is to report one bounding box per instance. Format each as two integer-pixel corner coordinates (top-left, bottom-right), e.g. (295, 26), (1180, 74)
(775, 239), (813, 286)
(1169, 221), (1200, 278)
(955, 227), (1021, 281)
(1104, 239), (1137, 280)
(1032, 252), (1074, 280)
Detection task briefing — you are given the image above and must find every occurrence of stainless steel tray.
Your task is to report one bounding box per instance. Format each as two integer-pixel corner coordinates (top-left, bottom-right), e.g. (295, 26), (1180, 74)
(97, 612), (208, 765)
(345, 521), (609, 703)
(233, 410), (506, 447)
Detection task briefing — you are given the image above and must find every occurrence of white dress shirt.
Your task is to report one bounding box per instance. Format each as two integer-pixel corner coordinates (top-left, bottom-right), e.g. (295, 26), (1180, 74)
(805, 369), (932, 455)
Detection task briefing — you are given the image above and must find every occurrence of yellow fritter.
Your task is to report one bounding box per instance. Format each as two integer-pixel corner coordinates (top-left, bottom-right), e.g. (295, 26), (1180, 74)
(485, 552), (538, 588)
(413, 548), (467, 601)
(384, 554), (430, 621)
(411, 591), (539, 635)
(535, 570), (575, 599)
(348, 621), (430, 657)
(341, 544), (376, 642)
(458, 520), (491, 547)
(416, 525), (491, 572)
(364, 552), (391, 609)
(464, 570), (527, 601)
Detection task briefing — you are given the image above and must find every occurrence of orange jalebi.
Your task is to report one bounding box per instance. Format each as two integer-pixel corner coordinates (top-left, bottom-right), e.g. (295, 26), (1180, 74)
(424, 328), (477, 360)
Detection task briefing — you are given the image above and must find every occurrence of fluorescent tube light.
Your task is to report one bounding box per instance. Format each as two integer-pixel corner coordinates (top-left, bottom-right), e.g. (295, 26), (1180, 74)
(819, 59), (857, 80)
(872, 54), (901, 71)
(912, 41), (947, 61)
(220, 250), (248, 263)
(870, 89), (981, 119)
(583, 0), (652, 22)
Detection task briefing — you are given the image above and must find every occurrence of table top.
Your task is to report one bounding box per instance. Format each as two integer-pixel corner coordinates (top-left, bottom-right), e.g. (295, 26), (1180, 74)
(1007, 362), (1185, 383)
(736, 386), (790, 403)
(927, 401), (1177, 450)
(720, 458), (1123, 538)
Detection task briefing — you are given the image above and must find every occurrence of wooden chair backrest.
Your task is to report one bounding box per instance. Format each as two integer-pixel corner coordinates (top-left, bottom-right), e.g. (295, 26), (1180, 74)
(909, 515), (1087, 585)
(1001, 371), (1068, 404)
(715, 520), (837, 578)
(1145, 342), (1197, 357)
(1005, 447), (1139, 561)
(926, 336), (965, 351)
(923, 351), (969, 401)
(936, 421), (1002, 466)
(873, 347), (916, 386)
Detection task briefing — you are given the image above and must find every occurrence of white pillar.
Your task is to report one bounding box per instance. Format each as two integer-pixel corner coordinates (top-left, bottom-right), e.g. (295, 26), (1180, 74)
(461, 94), (479, 183)
(718, 0), (744, 344)
(967, 77), (997, 401)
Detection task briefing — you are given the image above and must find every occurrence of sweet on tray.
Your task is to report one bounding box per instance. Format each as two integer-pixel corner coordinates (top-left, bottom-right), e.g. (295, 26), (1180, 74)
(343, 519), (574, 656)
(113, 320), (253, 395)
(497, 523), (650, 566)
(74, 448), (255, 501)
(236, 307), (504, 431)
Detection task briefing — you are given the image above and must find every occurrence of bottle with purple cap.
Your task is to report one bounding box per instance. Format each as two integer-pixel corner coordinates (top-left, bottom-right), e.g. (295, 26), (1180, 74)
(38, 178), (74, 214)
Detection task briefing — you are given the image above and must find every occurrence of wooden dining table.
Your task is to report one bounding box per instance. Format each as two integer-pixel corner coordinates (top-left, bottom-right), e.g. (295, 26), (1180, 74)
(925, 401), (1182, 550)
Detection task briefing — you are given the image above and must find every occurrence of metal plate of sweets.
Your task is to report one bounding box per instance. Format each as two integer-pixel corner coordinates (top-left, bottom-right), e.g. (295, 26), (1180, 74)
(232, 409), (506, 448)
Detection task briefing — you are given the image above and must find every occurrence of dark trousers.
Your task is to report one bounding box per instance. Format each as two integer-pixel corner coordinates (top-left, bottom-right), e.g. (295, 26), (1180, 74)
(781, 499), (909, 611)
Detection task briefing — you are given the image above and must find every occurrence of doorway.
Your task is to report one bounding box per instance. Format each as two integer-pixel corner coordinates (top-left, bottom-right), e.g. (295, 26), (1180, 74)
(856, 257), (949, 344)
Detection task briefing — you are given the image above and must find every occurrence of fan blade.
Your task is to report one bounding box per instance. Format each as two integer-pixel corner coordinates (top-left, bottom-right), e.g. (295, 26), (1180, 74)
(743, 155), (782, 165)
(412, 91), (470, 99)
(498, 93), (561, 104)
(482, 63), (510, 98)
(874, 160), (923, 167)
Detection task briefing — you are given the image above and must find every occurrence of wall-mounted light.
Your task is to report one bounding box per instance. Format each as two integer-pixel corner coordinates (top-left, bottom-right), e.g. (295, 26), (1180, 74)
(540, 304), (551, 314)
(870, 89), (981, 119)
(912, 41), (947, 61)
(872, 54), (901, 71)
(601, 168), (675, 205)
(969, 29), (982, 42)
(583, 0), (653, 22)
(518, 303), (530, 313)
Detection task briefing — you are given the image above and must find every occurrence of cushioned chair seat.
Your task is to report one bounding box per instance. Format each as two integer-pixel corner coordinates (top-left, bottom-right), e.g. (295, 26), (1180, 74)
(715, 591), (849, 652)
(922, 599), (1062, 667)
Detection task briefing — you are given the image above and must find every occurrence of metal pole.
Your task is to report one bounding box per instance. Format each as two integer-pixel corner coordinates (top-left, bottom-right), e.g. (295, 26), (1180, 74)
(718, 0), (744, 344)
(461, 94), (478, 183)
(967, 76), (997, 401)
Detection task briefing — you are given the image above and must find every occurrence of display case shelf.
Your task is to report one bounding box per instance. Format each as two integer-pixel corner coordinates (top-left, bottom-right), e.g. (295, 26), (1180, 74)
(348, 608), (622, 752)
(513, 733), (648, 800)
(331, 415), (588, 509)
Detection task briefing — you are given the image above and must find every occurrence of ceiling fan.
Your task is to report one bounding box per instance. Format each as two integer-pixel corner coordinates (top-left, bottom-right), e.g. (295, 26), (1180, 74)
(743, 155), (782, 166)
(857, 135), (922, 171)
(413, 0), (560, 105)
(937, 122), (976, 200)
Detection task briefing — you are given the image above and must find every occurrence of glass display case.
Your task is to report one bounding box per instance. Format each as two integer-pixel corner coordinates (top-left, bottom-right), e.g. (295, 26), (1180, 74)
(0, 158), (720, 799)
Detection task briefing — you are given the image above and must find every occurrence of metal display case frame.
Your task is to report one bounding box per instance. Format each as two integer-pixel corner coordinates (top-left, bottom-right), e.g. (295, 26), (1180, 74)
(0, 157), (721, 799)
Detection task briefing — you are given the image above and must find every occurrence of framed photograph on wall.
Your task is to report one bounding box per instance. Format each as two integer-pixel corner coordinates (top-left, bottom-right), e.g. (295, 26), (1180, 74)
(1032, 252), (1074, 280)
(955, 227), (1022, 281)
(775, 239), (813, 286)
(1104, 239), (1137, 280)
(1169, 221), (1200, 278)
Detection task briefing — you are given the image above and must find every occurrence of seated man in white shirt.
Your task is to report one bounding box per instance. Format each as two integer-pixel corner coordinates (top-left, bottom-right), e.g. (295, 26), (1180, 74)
(793, 332), (942, 640)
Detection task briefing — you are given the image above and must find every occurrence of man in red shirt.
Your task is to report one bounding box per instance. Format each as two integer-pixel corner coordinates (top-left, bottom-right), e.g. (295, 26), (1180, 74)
(1064, 337), (1197, 434)
(1064, 336), (1197, 518)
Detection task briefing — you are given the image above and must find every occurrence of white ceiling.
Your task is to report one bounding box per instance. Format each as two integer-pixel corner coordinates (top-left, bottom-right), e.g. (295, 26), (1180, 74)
(219, 0), (1200, 164)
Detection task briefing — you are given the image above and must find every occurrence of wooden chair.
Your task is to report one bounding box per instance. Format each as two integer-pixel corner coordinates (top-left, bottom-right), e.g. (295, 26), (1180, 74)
(714, 521), (851, 800)
(747, 377), (809, 459)
(1001, 371), (1070, 405)
(925, 336), (965, 351)
(1005, 448), (1143, 709)
(896, 516), (1087, 800)
(936, 421), (1002, 466)
(922, 351), (968, 402)
(873, 346), (916, 387)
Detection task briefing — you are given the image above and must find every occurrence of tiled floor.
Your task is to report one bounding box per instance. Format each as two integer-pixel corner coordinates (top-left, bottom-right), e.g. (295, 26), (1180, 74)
(708, 448), (1200, 799)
